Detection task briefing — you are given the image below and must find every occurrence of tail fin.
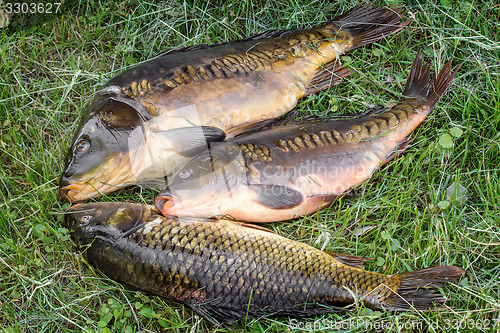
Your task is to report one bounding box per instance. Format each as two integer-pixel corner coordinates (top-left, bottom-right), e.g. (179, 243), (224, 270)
(328, 5), (411, 51)
(384, 266), (465, 311)
(404, 50), (461, 110)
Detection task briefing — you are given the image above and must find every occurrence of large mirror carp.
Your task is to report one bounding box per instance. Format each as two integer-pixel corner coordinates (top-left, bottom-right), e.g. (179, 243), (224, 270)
(156, 51), (460, 222)
(60, 5), (409, 202)
(66, 202), (464, 324)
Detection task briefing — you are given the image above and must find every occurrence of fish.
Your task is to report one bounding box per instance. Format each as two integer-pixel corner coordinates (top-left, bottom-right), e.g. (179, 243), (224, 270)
(59, 5), (410, 202)
(66, 202), (464, 324)
(155, 50), (460, 222)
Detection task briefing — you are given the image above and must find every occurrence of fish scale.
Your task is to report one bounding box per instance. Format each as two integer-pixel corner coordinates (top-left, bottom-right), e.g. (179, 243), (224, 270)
(150, 219), (362, 305)
(60, 5), (410, 202)
(67, 202), (464, 324)
(156, 51), (460, 222)
(275, 105), (415, 152)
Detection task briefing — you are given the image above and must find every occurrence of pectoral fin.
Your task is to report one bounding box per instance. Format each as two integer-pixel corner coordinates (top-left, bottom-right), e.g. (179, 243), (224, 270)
(249, 184), (303, 209)
(153, 126), (226, 157)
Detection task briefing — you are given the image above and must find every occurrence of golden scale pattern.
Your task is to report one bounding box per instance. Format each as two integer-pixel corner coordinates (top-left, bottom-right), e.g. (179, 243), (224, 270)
(276, 101), (419, 153)
(120, 29), (328, 100)
(121, 79), (155, 98)
(116, 29), (336, 120)
(239, 143), (273, 162)
(96, 23), (416, 313)
(115, 218), (397, 311)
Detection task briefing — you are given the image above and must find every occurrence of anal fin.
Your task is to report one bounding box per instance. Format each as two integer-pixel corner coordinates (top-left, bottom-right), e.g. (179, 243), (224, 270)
(381, 136), (413, 166)
(188, 302), (240, 326)
(304, 62), (352, 96)
(325, 252), (372, 269)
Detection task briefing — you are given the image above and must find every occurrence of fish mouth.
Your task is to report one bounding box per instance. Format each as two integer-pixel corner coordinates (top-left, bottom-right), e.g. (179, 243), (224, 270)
(155, 193), (179, 217)
(67, 203), (85, 212)
(59, 179), (113, 203)
(59, 181), (91, 203)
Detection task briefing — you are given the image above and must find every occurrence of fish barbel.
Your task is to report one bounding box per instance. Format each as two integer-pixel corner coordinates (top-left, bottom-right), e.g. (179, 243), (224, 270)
(59, 5), (409, 202)
(156, 50), (460, 222)
(67, 202), (464, 324)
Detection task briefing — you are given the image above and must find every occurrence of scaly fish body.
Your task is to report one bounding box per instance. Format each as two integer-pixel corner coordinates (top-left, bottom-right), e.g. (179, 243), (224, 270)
(156, 51), (460, 222)
(60, 5), (409, 202)
(67, 202), (464, 324)
(109, 30), (348, 134)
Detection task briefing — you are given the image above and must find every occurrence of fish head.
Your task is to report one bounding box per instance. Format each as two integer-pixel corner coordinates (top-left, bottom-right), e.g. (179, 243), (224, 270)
(65, 202), (156, 245)
(60, 95), (150, 202)
(156, 143), (247, 218)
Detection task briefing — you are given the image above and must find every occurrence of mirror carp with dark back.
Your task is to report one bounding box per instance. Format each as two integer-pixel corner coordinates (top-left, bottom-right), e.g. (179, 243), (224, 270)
(59, 5), (410, 202)
(155, 51), (460, 222)
(66, 202), (464, 324)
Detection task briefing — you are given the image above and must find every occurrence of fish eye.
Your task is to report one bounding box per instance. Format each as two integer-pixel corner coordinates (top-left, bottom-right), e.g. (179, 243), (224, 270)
(178, 169), (193, 179)
(80, 215), (93, 224)
(76, 139), (90, 153)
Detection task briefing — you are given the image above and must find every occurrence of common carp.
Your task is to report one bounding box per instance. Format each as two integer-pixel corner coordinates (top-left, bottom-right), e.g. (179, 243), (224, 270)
(66, 202), (464, 324)
(59, 5), (410, 202)
(156, 51), (460, 222)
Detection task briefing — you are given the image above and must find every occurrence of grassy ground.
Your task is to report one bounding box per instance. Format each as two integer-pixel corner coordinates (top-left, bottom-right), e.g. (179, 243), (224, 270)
(0, 0), (499, 332)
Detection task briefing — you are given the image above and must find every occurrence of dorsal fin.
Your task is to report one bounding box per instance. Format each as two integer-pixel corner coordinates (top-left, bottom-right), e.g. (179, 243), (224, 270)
(124, 26), (340, 96)
(161, 28), (299, 56)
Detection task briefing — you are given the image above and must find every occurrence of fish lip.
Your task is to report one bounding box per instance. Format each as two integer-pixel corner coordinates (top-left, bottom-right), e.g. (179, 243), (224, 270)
(59, 180), (92, 203)
(66, 203), (87, 212)
(155, 193), (181, 217)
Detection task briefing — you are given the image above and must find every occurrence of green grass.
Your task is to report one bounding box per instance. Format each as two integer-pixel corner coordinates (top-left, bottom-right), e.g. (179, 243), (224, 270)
(1, 0), (499, 332)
